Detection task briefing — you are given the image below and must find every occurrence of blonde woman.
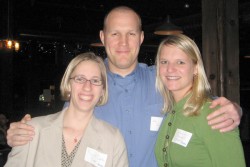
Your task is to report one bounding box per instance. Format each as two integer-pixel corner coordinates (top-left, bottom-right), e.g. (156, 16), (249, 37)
(154, 34), (245, 167)
(5, 52), (128, 167)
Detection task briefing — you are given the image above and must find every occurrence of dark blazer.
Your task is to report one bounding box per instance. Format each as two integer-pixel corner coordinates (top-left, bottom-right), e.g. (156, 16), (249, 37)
(4, 109), (128, 167)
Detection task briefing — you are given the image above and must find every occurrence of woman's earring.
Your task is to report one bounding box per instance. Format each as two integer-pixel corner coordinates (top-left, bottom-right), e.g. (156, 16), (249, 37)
(99, 96), (103, 102)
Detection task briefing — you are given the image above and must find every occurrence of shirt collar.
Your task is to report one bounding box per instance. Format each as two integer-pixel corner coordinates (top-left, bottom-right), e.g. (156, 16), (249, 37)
(104, 58), (139, 85)
(104, 58), (138, 78)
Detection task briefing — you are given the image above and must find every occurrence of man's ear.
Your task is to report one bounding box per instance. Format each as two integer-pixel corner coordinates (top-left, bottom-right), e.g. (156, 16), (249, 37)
(99, 30), (105, 45)
(140, 31), (144, 45)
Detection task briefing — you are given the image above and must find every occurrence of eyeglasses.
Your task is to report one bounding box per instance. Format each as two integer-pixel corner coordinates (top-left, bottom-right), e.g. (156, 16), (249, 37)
(70, 75), (103, 86)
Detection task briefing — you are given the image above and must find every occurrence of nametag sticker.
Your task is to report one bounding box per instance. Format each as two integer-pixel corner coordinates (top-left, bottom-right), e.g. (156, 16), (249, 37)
(84, 147), (107, 167)
(150, 117), (163, 131)
(172, 129), (192, 147)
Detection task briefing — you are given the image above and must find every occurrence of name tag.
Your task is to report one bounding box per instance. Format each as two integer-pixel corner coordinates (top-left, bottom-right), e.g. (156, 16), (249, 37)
(150, 117), (163, 131)
(172, 129), (192, 147)
(85, 147), (107, 167)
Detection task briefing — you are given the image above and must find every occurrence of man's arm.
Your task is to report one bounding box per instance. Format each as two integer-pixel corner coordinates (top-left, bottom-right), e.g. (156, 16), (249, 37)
(7, 102), (70, 147)
(7, 114), (35, 147)
(7, 99), (241, 146)
(207, 97), (242, 133)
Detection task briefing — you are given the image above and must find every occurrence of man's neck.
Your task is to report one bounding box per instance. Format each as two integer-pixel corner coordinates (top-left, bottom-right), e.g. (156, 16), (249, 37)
(107, 62), (138, 77)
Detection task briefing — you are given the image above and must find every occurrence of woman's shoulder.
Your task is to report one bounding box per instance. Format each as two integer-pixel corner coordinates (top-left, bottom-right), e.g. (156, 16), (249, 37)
(94, 117), (119, 132)
(199, 99), (219, 117)
(92, 117), (123, 139)
(27, 111), (62, 128)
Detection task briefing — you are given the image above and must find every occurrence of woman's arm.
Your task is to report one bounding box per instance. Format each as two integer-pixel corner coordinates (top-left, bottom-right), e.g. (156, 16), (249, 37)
(201, 105), (245, 167)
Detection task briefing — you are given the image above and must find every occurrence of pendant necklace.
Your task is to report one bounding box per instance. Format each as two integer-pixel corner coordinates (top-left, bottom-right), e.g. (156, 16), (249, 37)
(74, 137), (78, 143)
(73, 133), (83, 143)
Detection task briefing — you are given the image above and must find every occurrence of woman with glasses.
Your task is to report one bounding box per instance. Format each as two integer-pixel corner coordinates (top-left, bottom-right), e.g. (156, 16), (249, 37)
(154, 34), (245, 167)
(5, 52), (128, 167)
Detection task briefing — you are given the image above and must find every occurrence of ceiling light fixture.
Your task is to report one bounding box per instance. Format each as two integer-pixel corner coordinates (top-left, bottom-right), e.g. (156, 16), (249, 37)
(0, 0), (20, 51)
(154, 15), (183, 35)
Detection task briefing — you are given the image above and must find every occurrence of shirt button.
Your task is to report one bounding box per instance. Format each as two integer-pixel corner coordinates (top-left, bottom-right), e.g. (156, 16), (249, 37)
(165, 135), (169, 139)
(162, 148), (166, 152)
(172, 110), (175, 114)
(168, 122), (172, 126)
(164, 163), (168, 167)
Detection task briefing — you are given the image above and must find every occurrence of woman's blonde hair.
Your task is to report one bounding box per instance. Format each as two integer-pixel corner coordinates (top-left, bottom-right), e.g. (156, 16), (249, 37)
(60, 52), (108, 106)
(155, 34), (211, 116)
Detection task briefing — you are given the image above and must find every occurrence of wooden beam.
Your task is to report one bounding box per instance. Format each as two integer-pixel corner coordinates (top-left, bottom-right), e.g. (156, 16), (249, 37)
(202, 0), (239, 103)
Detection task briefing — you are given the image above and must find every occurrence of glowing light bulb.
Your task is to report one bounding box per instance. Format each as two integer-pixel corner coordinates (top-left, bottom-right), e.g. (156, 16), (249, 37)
(14, 42), (20, 51)
(7, 40), (12, 49)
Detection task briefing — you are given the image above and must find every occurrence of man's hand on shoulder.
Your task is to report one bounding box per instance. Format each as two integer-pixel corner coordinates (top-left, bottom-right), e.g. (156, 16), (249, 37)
(207, 97), (242, 133)
(7, 114), (35, 147)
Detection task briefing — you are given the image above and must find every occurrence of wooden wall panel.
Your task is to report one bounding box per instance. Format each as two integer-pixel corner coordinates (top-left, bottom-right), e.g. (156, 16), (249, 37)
(202, 0), (239, 103)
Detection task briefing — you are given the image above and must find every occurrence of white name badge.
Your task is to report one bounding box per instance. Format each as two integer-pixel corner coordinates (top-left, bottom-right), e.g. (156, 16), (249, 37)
(172, 128), (192, 147)
(150, 117), (163, 131)
(85, 147), (107, 167)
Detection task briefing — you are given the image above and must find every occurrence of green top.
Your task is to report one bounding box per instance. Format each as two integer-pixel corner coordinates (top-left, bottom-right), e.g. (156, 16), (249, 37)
(155, 96), (246, 167)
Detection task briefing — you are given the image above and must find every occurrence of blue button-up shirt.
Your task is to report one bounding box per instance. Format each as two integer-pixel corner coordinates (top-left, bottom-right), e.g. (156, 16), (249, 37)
(64, 60), (164, 167)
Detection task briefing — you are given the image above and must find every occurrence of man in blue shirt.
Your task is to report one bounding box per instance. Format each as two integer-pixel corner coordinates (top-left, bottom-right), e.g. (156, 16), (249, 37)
(6, 6), (242, 167)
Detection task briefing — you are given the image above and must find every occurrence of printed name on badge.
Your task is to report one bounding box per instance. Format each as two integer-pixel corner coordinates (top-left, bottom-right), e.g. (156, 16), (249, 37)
(84, 147), (107, 167)
(150, 117), (163, 131)
(172, 128), (192, 147)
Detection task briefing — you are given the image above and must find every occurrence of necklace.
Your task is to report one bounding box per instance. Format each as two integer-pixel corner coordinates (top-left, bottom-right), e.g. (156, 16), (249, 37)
(73, 133), (83, 143)
(63, 125), (85, 144)
(74, 137), (78, 143)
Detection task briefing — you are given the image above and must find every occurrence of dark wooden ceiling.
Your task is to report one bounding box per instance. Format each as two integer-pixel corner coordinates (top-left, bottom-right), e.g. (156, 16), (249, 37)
(1, 0), (250, 83)
(1, 0), (202, 44)
(11, 0), (202, 34)
(0, 1), (248, 44)
(0, 0), (248, 51)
